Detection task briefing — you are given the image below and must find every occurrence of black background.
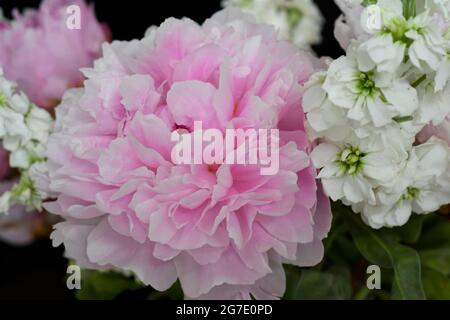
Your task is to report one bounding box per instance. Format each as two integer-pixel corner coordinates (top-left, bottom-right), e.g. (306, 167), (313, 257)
(0, 0), (343, 299)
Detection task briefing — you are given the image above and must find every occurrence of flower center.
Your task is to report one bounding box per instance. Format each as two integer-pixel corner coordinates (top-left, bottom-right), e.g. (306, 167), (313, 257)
(284, 7), (304, 30)
(381, 17), (424, 47)
(0, 93), (7, 106)
(401, 187), (420, 201)
(337, 145), (366, 176)
(355, 71), (377, 97)
(239, 0), (253, 6)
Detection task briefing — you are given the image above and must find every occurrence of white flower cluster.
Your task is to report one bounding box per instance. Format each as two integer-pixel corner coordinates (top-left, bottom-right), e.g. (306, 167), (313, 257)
(222, 0), (323, 49)
(0, 69), (53, 213)
(304, 0), (450, 228)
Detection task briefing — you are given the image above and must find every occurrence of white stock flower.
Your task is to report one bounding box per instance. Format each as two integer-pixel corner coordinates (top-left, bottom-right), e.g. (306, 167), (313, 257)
(0, 107), (28, 141)
(0, 191), (12, 214)
(357, 137), (450, 228)
(28, 161), (51, 200)
(334, 0), (369, 49)
(321, 0), (450, 229)
(356, 2), (447, 74)
(415, 79), (450, 125)
(303, 71), (352, 141)
(0, 69), (53, 213)
(222, 0), (323, 48)
(322, 54), (419, 127)
(422, 0), (450, 19)
(311, 126), (411, 206)
(357, 33), (406, 72)
(27, 107), (53, 143)
(407, 12), (447, 73)
(435, 51), (450, 91)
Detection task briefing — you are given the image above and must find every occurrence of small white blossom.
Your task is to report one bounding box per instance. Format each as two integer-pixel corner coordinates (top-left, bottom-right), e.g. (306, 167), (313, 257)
(356, 137), (450, 228)
(353, 1), (448, 75)
(322, 53), (419, 128)
(415, 79), (450, 125)
(0, 191), (12, 214)
(303, 71), (352, 141)
(334, 0), (367, 49)
(357, 33), (406, 72)
(435, 52), (450, 91)
(423, 0), (450, 19)
(222, 0), (323, 49)
(311, 126), (411, 205)
(407, 12), (447, 73)
(0, 69), (53, 214)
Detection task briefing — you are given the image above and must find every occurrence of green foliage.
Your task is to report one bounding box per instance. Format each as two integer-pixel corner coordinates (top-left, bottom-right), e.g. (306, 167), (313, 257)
(398, 215), (425, 244)
(343, 211), (425, 300)
(76, 270), (143, 300)
(284, 202), (449, 301)
(422, 268), (450, 300)
(284, 267), (352, 300)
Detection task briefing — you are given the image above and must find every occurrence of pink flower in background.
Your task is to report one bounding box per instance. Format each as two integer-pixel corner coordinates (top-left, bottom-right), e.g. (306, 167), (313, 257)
(417, 115), (450, 146)
(45, 9), (331, 299)
(0, 181), (48, 245)
(0, 0), (109, 109)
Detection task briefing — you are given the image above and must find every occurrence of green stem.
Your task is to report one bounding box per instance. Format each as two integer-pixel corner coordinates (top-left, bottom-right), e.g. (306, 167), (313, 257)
(411, 74), (426, 88)
(393, 115), (414, 123)
(353, 285), (372, 300)
(362, 0), (378, 6)
(403, 0), (416, 19)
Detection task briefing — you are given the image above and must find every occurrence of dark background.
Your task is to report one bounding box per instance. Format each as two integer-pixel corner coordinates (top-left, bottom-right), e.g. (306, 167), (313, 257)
(0, 0), (343, 299)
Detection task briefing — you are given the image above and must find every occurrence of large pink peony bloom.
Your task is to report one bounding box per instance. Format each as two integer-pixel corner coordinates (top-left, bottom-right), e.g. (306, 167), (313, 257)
(0, 0), (109, 109)
(45, 9), (331, 299)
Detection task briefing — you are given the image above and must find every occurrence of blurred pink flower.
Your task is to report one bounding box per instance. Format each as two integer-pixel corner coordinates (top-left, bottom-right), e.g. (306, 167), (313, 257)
(0, 181), (49, 245)
(0, 0), (109, 109)
(417, 116), (450, 146)
(45, 9), (331, 299)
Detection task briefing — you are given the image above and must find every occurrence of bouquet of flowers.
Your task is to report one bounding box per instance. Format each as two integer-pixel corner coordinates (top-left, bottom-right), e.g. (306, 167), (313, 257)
(0, 0), (449, 300)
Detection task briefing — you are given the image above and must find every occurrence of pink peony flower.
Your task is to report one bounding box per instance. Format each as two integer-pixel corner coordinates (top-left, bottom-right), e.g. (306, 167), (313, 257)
(0, 0), (109, 109)
(45, 9), (331, 299)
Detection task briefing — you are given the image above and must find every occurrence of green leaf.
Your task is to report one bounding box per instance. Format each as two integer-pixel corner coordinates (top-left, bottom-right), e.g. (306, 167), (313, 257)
(285, 268), (352, 300)
(388, 244), (425, 300)
(287, 270), (333, 300)
(343, 214), (390, 268)
(343, 212), (425, 300)
(328, 266), (353, 299)
(403, 0), (416, 19)
(420, 248), (450, 276)
(422, 268), (450, 300)
(397, 215), (424, 244)
(418, 217), (450, 249)
(75, 270), (142, 300)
